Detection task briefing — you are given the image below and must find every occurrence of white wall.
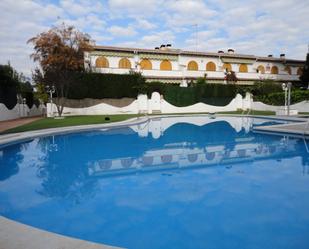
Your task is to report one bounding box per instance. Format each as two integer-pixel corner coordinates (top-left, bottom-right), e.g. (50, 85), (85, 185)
(46, 93), (245, 117)
(0, 103), (45, 121)
(47, 100), (139, 117)
(252, 100), (309, 113)
(160, 94), (243, 114)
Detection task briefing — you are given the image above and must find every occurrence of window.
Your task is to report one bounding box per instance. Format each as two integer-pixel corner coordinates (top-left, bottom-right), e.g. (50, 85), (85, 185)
(95, 56), (109, 68)
(223, 63), (232, 72)
(206, 62), (216, 71)
(271, 66), (278, 74)
(257, 65), (265, 74)
(140, 59), (152, 70)
(239, 64), (248, 73)
(119, 58), (131, 69)
(284, 66), (291, 75)
(187, 60), (198, 71)
(160, 60), (172, 70)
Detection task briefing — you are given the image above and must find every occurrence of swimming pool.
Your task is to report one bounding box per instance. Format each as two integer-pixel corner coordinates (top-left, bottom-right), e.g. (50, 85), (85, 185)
(0, 116), (309, 249)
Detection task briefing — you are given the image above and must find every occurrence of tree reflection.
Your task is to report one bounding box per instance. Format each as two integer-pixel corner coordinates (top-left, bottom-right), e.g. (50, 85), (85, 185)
(35, 136), (98, 206)
(0, 143), (25, 181)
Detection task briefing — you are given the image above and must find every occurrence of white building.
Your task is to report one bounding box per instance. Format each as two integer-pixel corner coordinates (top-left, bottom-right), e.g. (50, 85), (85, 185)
(84, 45), (304, 85)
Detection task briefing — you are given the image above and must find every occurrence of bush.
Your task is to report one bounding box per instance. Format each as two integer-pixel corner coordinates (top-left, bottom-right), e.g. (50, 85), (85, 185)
(255, 90), (309, 105)
(0, 64), (19, 109)
(67, 72), (145, 99)
(0, 85), (17, 109)
(145, 83), (237, 107)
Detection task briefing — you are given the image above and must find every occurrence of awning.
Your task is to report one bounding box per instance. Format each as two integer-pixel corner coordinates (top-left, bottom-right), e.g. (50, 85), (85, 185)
(90, 51), (134, 58)
(221, 57), (256, 64)
(139, 53), (178, 61)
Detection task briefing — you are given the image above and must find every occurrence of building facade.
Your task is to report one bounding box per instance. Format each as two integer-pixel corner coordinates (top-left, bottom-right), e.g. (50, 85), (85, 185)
(84, 45), (304, 85)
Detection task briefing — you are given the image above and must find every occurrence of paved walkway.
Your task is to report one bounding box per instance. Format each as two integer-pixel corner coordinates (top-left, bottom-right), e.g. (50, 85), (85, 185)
(254, 120), (309, 137)
(0, 216), (120, 249)
(0, 117), (42, 133)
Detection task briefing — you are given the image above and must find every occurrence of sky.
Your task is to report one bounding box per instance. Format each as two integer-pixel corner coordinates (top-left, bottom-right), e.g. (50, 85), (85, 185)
(0, 0), (308, 77)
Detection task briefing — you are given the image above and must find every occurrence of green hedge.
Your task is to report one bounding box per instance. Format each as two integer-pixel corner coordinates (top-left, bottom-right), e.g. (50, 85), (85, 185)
(67, 72), (145, 99)
(256, 90), (309, 105)
(0, 85), (17, 109)
(144, 83), (237, 106)
(166, 84), (237, 106)
(64, 73), (308, 107)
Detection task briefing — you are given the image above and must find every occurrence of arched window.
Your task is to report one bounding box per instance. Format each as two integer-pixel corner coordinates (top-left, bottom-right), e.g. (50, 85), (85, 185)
(187, 60), (198, 71)
(96, 56), (109, 68)
(206, 61), (216, 71)
(271, 66), (278, 74)
(140, 59), (152, 70)
(257, 65), (265, 74)
(223, 63), (232, 72)
(239, 64), (248, 73)
(297, 67), (303, 76)
(160, 60), (172, 70)
(119, 58), (131, 69)
(284, 66), (291, 75)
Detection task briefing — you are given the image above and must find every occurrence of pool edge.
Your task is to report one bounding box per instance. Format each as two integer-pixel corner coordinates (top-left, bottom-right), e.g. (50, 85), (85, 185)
(0, 216), (122, 249)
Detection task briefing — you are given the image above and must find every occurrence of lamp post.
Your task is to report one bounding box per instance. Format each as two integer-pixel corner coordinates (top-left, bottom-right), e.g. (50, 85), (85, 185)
(46, 85), (55, 117)
(282, 82), (292, 115)
(22, 98), (26, 117)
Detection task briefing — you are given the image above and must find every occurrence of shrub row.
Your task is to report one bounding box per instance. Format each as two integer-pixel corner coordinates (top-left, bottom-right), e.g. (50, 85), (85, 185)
(66, 73), (301, 107)
(162, 84), (237, 106)
(67, 72), (145, 99)
(255, 90), (309, 105)
(0, 85), (17, 109)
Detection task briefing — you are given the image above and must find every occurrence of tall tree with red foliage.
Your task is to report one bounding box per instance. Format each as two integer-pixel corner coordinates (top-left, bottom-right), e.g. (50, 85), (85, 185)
(28, 23), (93, 116)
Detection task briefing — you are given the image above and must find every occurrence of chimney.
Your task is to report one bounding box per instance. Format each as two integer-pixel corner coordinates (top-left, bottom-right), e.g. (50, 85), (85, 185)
(227, 48), (235, 54)
(280, 53), (285, 59)
(166, 44), (172, 47)
(218, 50), (224, 54)
(155, 47), (159, 50)
(268, 54), (273, 57)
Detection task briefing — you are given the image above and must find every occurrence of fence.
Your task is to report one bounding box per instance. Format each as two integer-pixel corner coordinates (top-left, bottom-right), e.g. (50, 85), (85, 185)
(0, 103), (45, 122)
(46, 93), (251, 117)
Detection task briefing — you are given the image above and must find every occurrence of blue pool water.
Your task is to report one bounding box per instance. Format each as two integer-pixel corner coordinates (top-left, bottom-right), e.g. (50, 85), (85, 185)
(0, 116), (309, 249)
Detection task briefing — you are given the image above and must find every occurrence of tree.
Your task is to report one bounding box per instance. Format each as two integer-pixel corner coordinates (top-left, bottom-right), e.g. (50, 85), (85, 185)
(300, 52), (309, 89)
(28, 23), (93, 116)
(0, 63), (35, 109)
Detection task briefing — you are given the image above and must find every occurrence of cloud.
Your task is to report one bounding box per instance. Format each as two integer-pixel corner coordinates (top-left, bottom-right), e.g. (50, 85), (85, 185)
(135, 19), (157, 30)
(108, 0), (163, 18)
(0, 0), (308, 77)
(108, 25), (137, 37)
(140, 31), (176, 48)
(59, 0), (105, 17)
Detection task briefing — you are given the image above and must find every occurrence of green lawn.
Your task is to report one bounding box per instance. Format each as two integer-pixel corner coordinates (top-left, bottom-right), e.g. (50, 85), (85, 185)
(1, 115), (139, 134)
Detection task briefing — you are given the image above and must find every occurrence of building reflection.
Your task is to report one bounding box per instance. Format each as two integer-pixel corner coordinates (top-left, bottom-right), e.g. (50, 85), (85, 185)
(87, 117), (307, 178)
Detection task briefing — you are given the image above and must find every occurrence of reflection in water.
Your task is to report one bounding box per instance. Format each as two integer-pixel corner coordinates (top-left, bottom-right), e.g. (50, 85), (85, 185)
(0, 116), (309, 249)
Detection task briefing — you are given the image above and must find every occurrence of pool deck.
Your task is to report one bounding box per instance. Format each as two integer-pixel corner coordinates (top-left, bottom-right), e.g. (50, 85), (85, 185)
(253, 119), (309, 137)
(0, 217), (121, 249)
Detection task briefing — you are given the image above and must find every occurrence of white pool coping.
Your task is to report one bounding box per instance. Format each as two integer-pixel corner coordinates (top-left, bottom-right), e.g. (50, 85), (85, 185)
(0, 114), (308, 249)
(0, 216), (121, 249)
